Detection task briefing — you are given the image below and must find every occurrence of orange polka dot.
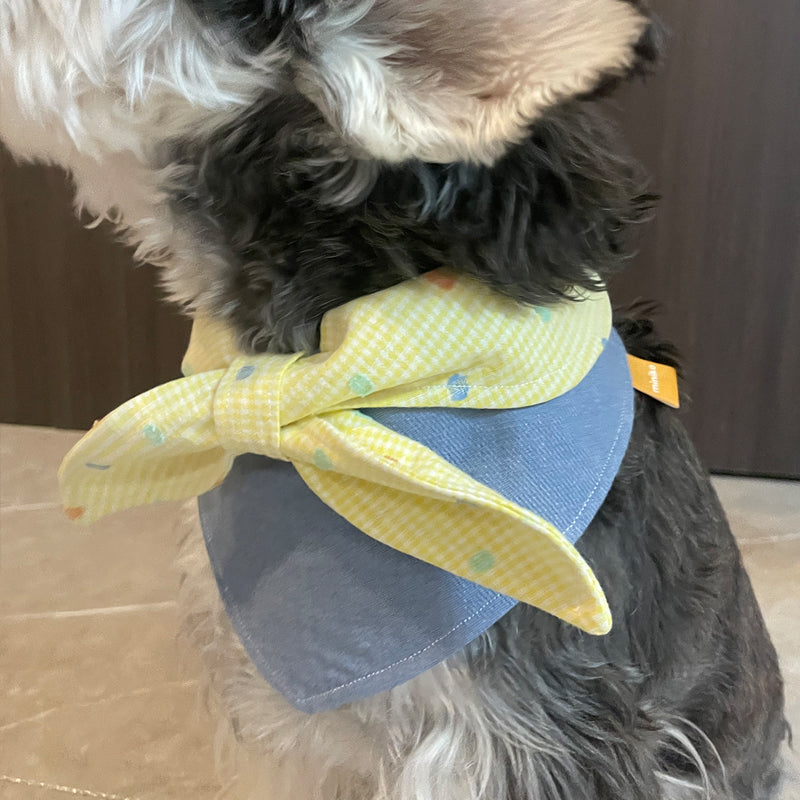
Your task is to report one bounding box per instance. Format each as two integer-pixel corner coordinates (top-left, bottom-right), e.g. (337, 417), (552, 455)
(65, 507), (85, 520)
(424, 270), (456, 291)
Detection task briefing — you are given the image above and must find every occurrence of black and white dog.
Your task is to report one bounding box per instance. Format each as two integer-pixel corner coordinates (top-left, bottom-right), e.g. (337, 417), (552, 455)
(0, 2), (789, 798)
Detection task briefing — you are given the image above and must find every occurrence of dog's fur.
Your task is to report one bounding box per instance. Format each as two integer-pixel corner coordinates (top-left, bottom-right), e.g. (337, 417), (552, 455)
(0, 1), (789, 798)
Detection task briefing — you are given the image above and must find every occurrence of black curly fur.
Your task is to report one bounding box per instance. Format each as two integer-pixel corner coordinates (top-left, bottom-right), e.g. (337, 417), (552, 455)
(170, 96), (654, 353)
(174, 0), (662, 353)
(614, 302), (683, 374)
(189, 0), (326, 51)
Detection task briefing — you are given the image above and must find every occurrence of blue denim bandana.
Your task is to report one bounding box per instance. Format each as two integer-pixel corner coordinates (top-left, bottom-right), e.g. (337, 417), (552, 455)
(198, 330), (633, 713)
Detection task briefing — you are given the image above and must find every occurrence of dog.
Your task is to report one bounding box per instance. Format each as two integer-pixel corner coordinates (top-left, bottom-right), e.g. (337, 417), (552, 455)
(0, 2), (790, 798)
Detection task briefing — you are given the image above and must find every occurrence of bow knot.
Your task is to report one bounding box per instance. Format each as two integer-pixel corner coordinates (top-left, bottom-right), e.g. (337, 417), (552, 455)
(214, 353), (303, 460)
(59, 271), (616, 634)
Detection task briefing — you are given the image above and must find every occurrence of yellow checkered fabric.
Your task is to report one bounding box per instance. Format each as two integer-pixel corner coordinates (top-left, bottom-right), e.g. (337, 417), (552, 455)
(59, 270), (613, 634)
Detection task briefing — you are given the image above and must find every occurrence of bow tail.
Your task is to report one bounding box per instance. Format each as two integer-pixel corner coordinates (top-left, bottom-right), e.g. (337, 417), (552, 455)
(59, 445), (235, 524)
(58, 371), (233, 524)
(286, 413), (611, 635)
(298, 463), (610, 635)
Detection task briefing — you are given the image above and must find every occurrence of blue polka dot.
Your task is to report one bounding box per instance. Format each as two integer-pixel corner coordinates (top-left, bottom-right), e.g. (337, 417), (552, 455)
(143, 424), (166, 446)
(447, 374), (470, 401)
(85, 463), (111, 471)
(236, 365), (256, 381)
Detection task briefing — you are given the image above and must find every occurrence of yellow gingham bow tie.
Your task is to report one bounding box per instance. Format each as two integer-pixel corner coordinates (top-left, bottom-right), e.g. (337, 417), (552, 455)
(60, 270), (613, 633)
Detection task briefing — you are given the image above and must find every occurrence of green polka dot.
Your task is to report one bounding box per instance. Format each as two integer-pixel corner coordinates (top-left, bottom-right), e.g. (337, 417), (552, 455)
(469, 550), (496, 574)
(182, 363), (194, 376)
(534, 306), (552, 322)
(348, 373), (374, 397)
(313, 448), (333, 470)
(143, 424), (166, 446)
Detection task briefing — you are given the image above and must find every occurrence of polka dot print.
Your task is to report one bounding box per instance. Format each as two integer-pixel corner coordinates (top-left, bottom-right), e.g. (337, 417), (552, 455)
(424, 271), (457, 291)
(313, 448), (334, 470)
(143, 424), (166, 446)
(469, 550), (496, 574)
(348, 374), (374, 397)
(57, 269), (614, 634)
(447, 373), (470, 401)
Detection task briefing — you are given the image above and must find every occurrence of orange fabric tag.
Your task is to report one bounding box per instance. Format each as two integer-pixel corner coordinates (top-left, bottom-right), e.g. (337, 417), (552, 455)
(627, 355), (680, 408)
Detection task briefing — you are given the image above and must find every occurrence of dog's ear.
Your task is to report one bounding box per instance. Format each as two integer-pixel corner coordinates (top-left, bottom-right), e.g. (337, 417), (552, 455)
(292, 0), (658, 164)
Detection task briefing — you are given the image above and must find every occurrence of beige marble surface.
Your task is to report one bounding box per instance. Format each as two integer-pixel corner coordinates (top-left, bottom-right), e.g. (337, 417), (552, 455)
(1, 424), (797, 799)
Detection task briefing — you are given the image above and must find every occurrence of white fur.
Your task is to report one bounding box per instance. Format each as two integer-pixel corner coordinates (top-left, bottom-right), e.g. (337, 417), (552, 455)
(298, 0), (648, 164)
(0, 0), (285, 311)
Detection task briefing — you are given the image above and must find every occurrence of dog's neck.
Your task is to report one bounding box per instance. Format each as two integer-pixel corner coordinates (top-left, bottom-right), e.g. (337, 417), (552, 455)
(167, 98), (650, 355)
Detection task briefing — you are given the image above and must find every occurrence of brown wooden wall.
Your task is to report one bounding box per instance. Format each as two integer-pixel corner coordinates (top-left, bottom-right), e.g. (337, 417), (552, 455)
(0, 151), (190, 431)
(608, 0), (800, 477)
(1, 0), (799, 476)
